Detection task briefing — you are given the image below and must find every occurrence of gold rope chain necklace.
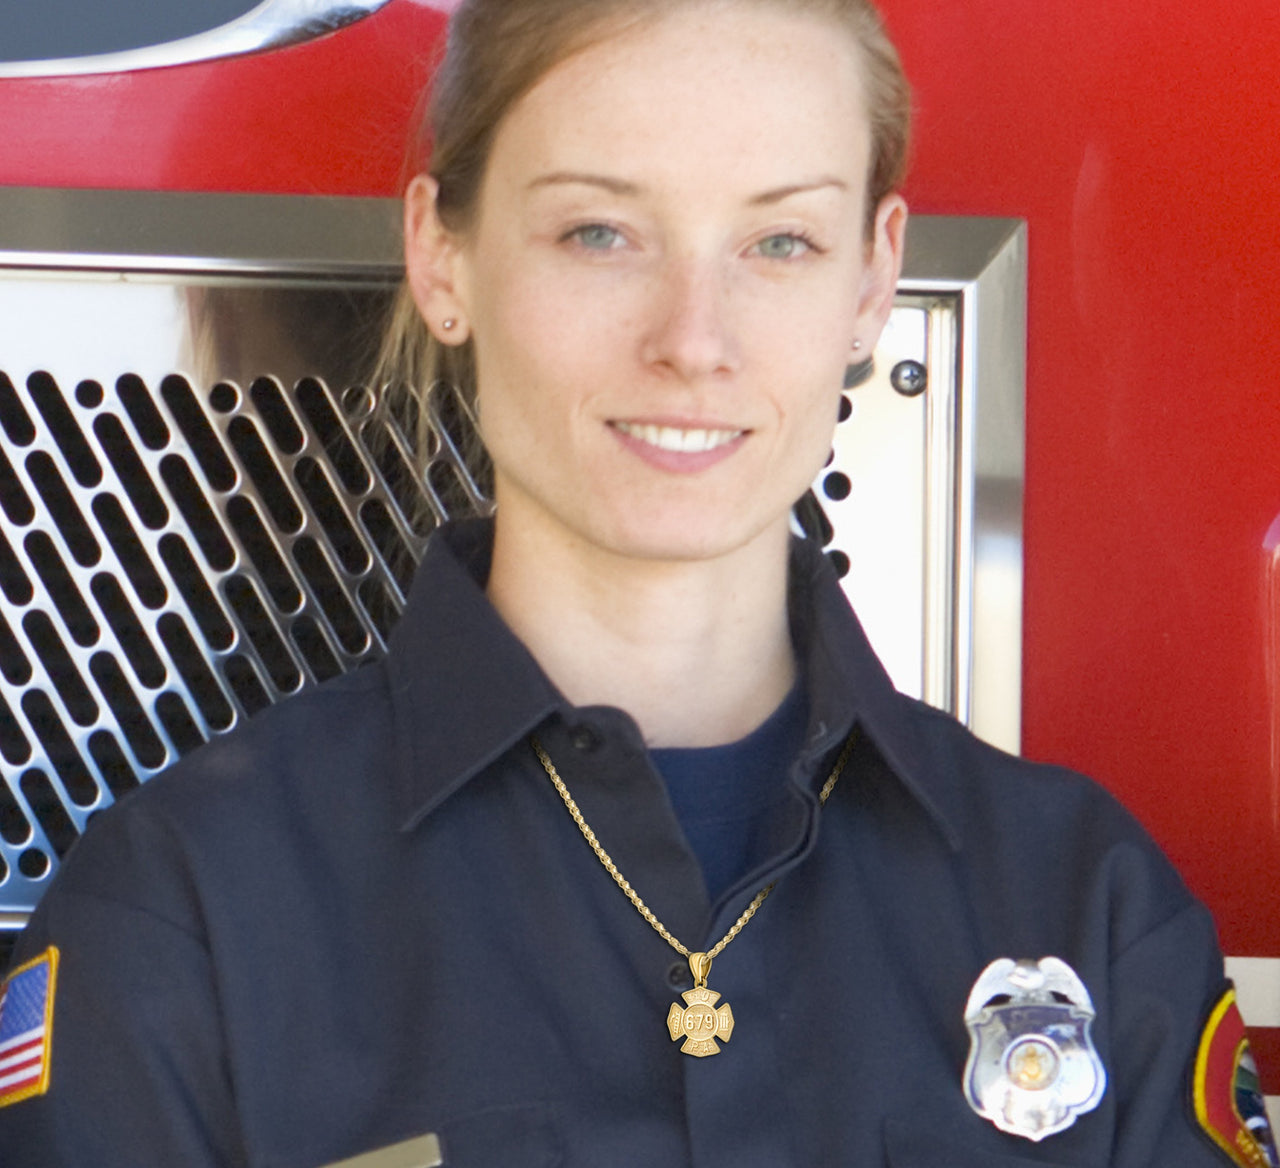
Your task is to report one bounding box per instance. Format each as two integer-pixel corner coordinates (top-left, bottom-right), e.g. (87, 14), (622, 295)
(530, 731), (856, 1058)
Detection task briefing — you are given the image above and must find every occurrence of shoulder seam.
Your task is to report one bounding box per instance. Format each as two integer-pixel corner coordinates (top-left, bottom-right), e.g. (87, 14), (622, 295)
(39, 885), (212, 955)
(1110, 897), (1207, 968)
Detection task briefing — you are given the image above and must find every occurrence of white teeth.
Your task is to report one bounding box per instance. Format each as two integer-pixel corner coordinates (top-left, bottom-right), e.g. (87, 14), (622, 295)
(615, 422), (742, 453)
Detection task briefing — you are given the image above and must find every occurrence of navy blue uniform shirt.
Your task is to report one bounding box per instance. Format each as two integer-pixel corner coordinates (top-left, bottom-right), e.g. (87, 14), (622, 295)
(0, 519), (1237, 1166)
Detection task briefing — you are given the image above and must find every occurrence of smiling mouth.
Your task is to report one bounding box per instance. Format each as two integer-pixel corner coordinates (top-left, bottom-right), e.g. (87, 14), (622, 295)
(611, 421), (745, 453)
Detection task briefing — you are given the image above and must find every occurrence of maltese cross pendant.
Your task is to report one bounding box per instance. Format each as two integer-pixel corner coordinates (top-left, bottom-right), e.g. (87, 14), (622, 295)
(666, 952), (736, 1057)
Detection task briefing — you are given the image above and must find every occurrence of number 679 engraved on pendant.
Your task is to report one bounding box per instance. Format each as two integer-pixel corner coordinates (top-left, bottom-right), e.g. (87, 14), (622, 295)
(667, 986), (735, 1057)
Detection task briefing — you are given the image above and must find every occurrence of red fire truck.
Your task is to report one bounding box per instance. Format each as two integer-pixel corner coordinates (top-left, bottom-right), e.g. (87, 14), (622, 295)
(0, 0), (1276, 1120)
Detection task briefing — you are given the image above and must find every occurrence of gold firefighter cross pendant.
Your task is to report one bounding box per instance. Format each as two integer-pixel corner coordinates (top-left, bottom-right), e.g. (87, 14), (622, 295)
(667, 952), (735, 1057)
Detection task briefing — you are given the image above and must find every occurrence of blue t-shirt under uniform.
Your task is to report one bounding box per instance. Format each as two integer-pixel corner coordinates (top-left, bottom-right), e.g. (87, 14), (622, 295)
(649, 682), (808, 904)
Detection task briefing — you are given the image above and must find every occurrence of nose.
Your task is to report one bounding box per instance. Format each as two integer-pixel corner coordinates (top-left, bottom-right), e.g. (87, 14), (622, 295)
(639, 256), (741, 380)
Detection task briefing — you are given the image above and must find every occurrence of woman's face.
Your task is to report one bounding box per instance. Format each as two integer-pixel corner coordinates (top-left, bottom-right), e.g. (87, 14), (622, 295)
(409, 1), (906, 566)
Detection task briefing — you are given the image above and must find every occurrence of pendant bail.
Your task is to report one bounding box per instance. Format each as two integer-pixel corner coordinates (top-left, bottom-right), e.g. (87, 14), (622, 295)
(689, 952), (712, 988)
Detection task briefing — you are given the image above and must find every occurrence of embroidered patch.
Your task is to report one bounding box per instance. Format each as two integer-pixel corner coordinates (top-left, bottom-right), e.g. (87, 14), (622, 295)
(1194, 986), (1280, 1167)
(0, 946), (58, 1107)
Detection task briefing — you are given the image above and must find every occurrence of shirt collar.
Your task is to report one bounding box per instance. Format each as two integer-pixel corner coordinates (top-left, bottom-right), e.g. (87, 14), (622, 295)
(386, 518), (563, 831)
(386, 518), (961, 848)
(790, 537), (962, 850)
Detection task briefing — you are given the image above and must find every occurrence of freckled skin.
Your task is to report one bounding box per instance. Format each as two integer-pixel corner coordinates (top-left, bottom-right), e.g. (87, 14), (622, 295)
(438, 3), (904, 567)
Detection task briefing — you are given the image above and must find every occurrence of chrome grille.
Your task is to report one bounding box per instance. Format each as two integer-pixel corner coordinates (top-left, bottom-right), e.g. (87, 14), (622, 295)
(0, 344), (486, 909)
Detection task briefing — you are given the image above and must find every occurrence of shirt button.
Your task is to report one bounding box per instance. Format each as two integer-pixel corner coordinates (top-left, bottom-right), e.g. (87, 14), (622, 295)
(570, 726), (600, 752)
(666, 961), (692, 990)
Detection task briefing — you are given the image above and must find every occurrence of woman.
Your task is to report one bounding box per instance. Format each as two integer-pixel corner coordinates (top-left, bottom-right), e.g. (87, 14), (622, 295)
(0, 1), (1266, 1165)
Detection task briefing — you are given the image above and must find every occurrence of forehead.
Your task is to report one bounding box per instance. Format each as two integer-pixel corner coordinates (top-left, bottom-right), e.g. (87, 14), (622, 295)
(482, 3), (870, 203)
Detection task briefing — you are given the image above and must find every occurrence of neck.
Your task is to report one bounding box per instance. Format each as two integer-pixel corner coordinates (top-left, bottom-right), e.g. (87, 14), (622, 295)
(486, 515), (796, 749)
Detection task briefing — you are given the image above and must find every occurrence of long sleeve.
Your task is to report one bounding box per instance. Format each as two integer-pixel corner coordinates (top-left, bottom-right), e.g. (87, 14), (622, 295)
(0, 886), (246, 1167)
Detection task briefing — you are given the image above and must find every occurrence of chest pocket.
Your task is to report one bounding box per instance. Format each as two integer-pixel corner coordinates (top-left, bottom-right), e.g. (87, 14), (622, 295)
(885, 1118), (1078, 1167)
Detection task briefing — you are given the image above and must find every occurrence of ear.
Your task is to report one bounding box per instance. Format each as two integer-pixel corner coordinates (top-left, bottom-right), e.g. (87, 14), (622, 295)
(404, 174), (471, 345)
(850, 193), (908, 356)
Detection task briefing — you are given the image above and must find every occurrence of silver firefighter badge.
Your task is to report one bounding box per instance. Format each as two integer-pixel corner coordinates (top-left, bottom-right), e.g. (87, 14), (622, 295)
(963, 957), (1107, 1141)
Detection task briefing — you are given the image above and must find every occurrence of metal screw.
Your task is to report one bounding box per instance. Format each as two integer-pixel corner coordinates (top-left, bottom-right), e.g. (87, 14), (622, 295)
(891, 360), (928, 397)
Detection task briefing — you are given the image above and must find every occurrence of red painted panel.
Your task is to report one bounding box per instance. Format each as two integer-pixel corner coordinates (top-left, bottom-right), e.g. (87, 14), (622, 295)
(2, 0), (1276, 961)
(876, 0), (1280, 956)
(0, 0), (449, 195)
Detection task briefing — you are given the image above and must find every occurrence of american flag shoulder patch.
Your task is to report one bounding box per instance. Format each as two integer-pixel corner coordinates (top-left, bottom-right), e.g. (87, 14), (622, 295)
(0, 946), (58, 1107)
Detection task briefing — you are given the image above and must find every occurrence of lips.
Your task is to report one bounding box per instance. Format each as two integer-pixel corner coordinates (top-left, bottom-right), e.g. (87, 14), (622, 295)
(610, 421), (745, 453)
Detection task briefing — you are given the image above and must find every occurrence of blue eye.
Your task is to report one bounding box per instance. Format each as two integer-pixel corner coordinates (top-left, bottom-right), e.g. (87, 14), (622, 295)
(755, 233), (813, 259)
(569, 224), (623, 250)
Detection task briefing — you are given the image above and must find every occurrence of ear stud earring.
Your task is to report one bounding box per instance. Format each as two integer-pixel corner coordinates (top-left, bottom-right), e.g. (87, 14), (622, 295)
(443, 319), (457, 331)
(852, 339), (863, 351)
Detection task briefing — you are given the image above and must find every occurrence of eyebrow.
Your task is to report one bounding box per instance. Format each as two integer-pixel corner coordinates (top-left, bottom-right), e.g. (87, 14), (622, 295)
(525, 173), (849, 203)
(527, 172), (643, 196)
(748, 177), (849, 205)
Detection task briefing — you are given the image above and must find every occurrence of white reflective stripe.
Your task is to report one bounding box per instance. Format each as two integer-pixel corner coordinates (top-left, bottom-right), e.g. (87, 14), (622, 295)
(1226, 957), (1280, 1028)
(0, 1026), (42, 1057)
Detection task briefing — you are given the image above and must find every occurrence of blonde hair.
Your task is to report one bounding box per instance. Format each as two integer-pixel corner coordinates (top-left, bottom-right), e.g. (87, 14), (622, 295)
(374, 0), (911, 500)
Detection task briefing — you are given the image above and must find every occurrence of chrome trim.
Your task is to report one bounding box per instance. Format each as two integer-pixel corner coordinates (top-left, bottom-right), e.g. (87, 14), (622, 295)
(822, 217), (1026, 756)
(0, 188), (401, 278)
(0, 0), (395, 79)
(900, 217), (1028, 752)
